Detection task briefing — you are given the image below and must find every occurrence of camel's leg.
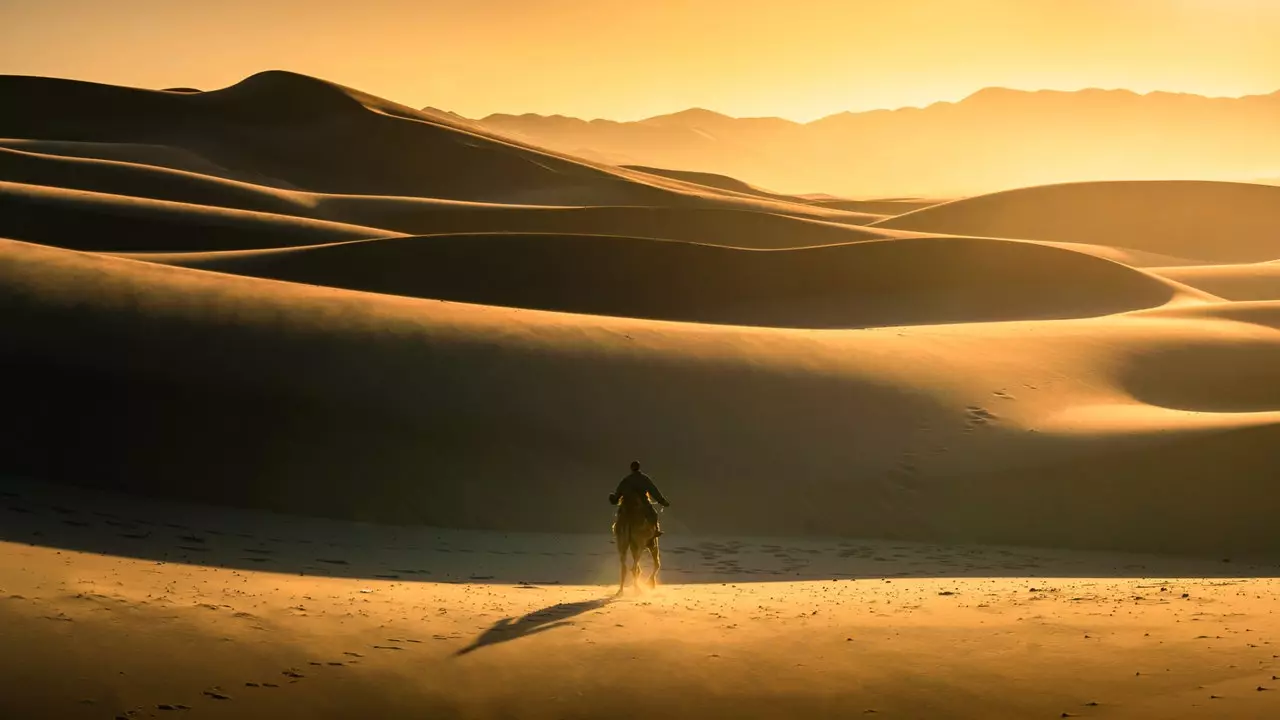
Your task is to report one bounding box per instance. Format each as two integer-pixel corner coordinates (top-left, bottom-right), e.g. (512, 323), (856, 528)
(647, 540), (661, 589)
(630, 542), (643, 592)
(616, 544), (628, 596)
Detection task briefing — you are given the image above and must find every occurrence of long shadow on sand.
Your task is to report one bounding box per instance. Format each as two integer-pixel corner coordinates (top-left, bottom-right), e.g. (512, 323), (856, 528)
(454, 598), (614, 656)
(3, 476), (1279, 584)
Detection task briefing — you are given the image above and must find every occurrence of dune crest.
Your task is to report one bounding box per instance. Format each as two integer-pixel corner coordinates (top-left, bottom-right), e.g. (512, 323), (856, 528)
(873, 180), (1280, 263)
(126, 232), (1205, 328)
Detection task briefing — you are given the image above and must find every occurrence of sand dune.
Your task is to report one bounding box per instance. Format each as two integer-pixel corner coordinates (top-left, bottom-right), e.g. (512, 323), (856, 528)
(6, 236), (1280, 556)
(6, 148), (1211, 260)
(0, 71), (881, 226)
(0, 180), (399, 252)
(874, 180), (1280, 263)
(0, 71), (656, 203)
(1, 144), (890, 249)
(621, 164), (813, 203)
(3, 72), (1280, 555)
(0, 72), (664, 200)
(807, 197), (949, 215)
(0, 138), (291, 185)
(2, 71), (1277, 557)
(122, 233), (1205, 328)
(1152, 262), (1280, 301)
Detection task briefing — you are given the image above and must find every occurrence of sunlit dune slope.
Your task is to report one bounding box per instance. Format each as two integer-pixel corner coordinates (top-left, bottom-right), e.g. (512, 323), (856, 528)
(874, 180), (1280, 263)
(1024, 240), (1203, 268)
(3, 238), (1279, 556)
(808, 198), (949, 215)
(621, 164), (808, 203)
(1152, 262), (1280, 301)
(123, 233), (1207, 328)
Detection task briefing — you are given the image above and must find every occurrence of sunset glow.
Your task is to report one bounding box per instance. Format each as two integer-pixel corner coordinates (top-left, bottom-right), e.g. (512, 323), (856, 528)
(4, 0), (1280, 121)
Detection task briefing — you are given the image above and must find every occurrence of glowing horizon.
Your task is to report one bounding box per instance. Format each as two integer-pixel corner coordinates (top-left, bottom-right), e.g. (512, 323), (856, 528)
(3, 0), (1280, 123)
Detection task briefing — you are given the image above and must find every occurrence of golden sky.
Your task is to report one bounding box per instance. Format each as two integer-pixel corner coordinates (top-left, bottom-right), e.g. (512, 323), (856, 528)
(3, 0), (1279, 122)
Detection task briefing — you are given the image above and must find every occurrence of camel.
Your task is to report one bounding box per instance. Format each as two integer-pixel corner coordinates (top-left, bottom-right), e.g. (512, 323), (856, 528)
(611, 495), (662, 595)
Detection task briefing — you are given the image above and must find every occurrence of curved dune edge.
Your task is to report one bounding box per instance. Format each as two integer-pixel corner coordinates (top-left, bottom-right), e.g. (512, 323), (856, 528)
(114, 232), (1210, 328)
(10, 142), (1217, 262)
(0, 180), (406, 252)
(0, 146), (889, 249)
(1152, 262), (1280, 301)
(3, 238), (1280, 554)
(873, 180), (1280, 263)
(1132, 299), (1280, 330)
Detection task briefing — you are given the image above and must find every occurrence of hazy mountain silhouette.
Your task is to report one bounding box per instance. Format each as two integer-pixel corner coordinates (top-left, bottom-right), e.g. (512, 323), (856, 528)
(464, 87), (1280, 197)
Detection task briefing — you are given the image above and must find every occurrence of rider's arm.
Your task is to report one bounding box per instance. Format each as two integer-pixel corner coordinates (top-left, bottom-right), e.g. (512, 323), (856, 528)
(645, 477), (670, 507)
(609, 478), (628, 504)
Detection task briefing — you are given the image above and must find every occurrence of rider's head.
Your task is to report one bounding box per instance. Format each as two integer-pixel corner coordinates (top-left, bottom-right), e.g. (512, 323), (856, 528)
(630, 460), (641, 472)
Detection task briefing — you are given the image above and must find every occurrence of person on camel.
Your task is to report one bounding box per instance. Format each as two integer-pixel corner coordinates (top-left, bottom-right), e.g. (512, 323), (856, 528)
(608, 460), (670, 538)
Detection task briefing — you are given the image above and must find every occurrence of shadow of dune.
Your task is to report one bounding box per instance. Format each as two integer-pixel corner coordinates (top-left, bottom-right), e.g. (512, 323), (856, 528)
(454, 598), (614, 656)
(126, 232), (1187, 329)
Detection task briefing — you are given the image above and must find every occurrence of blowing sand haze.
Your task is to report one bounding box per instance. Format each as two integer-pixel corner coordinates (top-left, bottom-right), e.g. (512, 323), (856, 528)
(4, 2), (1280, 717)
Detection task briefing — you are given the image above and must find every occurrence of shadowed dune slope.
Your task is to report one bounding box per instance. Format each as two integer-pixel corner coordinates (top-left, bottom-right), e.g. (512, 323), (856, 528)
(2, 239), (1279, 556)
(0, 181), (400, 252)
(0, 138), (292, 186)
(126, 233), (1202, 328)
(0, 71), (654, 203)
(874, 181), (1280, 263)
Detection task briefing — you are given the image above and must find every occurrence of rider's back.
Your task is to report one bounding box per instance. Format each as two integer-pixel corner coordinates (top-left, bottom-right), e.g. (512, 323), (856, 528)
(616, 471), (654, 505)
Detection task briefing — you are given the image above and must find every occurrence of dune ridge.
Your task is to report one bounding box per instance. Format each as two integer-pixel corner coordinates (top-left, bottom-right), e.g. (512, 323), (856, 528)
(873, 180), (1280, 263)
(0, 145), (890, 250)
(1152, 262), (1280, 301)
(121, 232), (1207, 328)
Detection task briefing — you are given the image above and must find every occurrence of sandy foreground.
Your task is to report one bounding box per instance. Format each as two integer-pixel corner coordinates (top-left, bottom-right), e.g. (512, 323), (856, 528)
(3, 479), (1279, 720)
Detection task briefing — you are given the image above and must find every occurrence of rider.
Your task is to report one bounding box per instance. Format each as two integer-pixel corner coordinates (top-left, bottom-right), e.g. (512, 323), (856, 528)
(608, 460), (671, 537)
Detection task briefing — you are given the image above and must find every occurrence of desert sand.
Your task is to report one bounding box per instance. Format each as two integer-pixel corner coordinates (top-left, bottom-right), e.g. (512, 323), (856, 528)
(4, 70), (1280, 718)
(6, 478), (1280, 720)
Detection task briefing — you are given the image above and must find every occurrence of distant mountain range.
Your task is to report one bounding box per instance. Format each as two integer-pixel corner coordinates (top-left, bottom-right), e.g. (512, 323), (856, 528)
(435, 88), (1280, 198)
